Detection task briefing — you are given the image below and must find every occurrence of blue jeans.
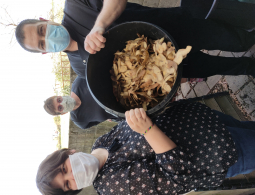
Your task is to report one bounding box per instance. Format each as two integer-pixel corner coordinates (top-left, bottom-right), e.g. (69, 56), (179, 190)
(213, 110), (255, 178)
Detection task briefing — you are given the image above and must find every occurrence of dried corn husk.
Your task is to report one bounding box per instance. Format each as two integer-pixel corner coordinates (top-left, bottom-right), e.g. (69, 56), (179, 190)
(111, 34), (192, 110)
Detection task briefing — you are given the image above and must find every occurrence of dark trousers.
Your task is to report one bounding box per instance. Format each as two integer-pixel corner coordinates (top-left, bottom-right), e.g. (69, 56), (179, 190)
(182, 0), (255, 30)
(182, 52), (255, 78)
(213, 110), (255, 178)
(120, 5), (255, 78)
(180, 18), (255, 78)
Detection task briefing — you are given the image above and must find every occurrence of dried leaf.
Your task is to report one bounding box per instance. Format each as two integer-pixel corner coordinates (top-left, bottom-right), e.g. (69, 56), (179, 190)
(111, 35), (192, 109)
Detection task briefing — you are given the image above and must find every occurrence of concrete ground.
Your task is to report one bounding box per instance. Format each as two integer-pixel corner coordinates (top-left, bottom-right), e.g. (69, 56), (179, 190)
(128, 0), (255, 121)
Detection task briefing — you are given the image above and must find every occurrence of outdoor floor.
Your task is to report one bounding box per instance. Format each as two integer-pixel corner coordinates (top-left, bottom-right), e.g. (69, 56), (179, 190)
(178, 47), (255, 121)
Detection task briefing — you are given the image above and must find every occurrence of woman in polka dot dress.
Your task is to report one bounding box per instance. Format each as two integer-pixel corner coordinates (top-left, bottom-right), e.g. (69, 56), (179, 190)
(36, 102), (255, 195)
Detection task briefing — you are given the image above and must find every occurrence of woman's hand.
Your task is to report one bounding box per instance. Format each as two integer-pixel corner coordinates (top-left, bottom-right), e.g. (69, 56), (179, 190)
(125, 108), (153, 134)
(126, 108), (176, 153)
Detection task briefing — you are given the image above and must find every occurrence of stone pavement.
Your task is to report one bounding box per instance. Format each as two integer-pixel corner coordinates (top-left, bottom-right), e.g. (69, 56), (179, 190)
(128, 0), (255, 121)
(178, 47), (255, 121)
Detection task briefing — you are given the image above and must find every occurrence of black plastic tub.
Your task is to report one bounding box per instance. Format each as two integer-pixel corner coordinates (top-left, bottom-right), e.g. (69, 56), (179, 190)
(86, 21), (183, 118)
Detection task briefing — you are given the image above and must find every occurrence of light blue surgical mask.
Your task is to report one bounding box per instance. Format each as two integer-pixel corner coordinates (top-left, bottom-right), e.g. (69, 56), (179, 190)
(45, 24), (70, 52)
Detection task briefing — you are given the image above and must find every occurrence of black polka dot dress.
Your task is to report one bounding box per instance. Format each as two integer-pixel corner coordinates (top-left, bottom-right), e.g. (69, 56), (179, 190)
(92, 102), (238, 195)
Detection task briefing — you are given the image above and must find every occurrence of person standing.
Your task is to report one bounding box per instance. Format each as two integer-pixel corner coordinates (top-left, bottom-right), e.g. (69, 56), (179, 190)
(44, 77), (118, 129)
(15, 0), (255, 78)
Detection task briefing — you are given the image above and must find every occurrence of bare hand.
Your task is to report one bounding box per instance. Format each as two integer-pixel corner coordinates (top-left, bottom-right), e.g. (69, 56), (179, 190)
(84, 26), (106, 54)
(125, 108), (153, 134)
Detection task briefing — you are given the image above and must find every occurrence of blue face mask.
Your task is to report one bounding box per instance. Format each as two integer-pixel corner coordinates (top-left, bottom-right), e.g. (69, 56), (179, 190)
(45, 24), (70, 52)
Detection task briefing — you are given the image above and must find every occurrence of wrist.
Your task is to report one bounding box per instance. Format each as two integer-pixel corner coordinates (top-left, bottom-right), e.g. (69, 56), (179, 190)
(90, 26), (105, 36)
(140, 123), (154, 136)
(144, 124), (160, 138)
(94, 21), (107, 31)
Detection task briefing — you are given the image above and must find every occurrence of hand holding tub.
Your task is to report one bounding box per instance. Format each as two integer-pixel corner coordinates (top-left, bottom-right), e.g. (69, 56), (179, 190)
(125, 108), (177, 154)
(84, 26), (106, 54)
(125, 108), (153, 135)
(84, 0), (127, 54)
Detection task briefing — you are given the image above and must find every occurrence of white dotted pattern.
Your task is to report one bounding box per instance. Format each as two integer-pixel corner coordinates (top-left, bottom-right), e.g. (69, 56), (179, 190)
(92, 102), (238, 195)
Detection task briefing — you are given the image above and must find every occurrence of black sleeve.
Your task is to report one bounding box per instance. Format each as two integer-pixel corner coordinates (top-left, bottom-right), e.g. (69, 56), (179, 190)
(78, 0), (103, 11)
(71, 77), (84, 95)
(73, 121), (100, 129)
(86, 121), (101, 128)
(91, 122), (122, 151)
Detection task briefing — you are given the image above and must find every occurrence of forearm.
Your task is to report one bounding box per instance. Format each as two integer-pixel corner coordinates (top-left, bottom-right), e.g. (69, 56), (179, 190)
(94, 0), (127, 29)
(144, 125), (177, 154)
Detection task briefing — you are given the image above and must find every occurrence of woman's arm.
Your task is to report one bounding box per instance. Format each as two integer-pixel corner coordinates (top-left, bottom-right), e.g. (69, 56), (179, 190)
(85, 0), (127, 54)
(125, 108), (177, 154)
(144, 124), (177, 154)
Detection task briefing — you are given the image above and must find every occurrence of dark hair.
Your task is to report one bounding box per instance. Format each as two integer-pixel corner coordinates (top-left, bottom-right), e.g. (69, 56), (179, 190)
(36, 148), (82, 195)
(15, 19), (42, 53)
(44, 96), (61, 116)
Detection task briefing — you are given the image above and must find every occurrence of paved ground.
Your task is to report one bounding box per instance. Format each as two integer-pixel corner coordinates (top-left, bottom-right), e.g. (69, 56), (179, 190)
(178, 48), (255, 121)
(129, 0), (255, 121)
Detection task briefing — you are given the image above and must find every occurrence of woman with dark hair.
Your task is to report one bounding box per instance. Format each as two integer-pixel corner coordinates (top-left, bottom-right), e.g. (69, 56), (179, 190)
(36, 102), (255, 195)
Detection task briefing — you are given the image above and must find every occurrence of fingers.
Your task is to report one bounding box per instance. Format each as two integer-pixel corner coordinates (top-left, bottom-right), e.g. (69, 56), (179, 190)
(125, 111), (134, 127)
(134, 108), (144, 121)
(126, 108), (153, 134)
(84, 43), (96, 54)
(127, 108), (146, 122)
(139, 108), (147, 120)
(129, 109), (138, 124)
(89, 33), (105, 48)
(139, 108), (152, 125)
(95, 33), (106, 43)
(134, 108), (141, 118)
(84, 32), (106, 54)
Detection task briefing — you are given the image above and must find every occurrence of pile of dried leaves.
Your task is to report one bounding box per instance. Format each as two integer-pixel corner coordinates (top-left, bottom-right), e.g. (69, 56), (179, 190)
(110, 34), (191, 110)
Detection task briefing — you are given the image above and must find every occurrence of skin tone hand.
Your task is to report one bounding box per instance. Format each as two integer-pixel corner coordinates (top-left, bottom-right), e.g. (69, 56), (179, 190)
(126, 108), (176, 154)
(84, 26), (106, 54)
(125, 108), (153, 134)
(84, 0), (127, 54)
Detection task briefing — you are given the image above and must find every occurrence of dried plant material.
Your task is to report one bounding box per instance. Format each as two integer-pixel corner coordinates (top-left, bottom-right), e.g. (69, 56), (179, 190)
(111, 34), (192, 110)
(173, 46), (192, 65)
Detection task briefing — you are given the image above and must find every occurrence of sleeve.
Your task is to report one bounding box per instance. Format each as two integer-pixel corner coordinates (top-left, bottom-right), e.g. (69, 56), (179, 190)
(71, 77), (84, 95)
(155, 146), (194, 192)
(78, 0), (103, 11)
(91, 122), (123, 151)
(96, 190), (101, 195)
(92, 133), (111, 152)
(73, 121), (100, 129)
